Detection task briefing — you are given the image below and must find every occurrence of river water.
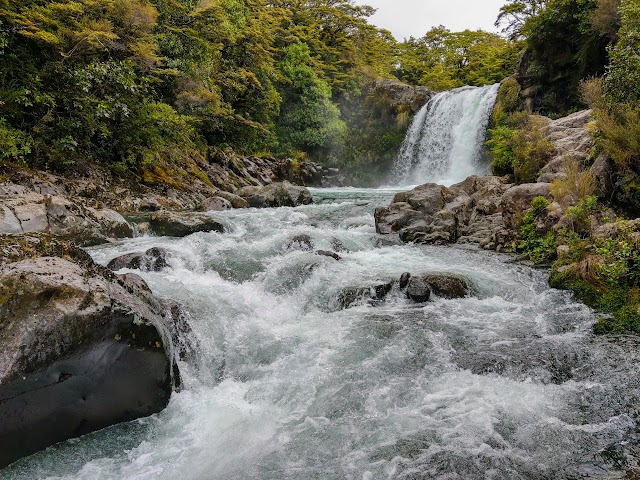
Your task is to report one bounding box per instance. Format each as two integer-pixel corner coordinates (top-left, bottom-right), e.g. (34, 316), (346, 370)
(3, 188), (640, 480)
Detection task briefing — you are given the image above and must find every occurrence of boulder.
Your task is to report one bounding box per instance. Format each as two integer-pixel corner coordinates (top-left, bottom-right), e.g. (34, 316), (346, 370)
(213, 190), (250, 209)
(399, 272), (411, 289)
(0, 193), (133, 246)
(392, 183), (453, 215)
(406, 277), (431, 302)
(107, 247), (170, 272)
(0, 235), (181, 468)
(406, 273), (469, 302)
(240, 181), (313, 208)
(501, 183), (552, 231)
(148, 211), (225, 237)
(337, 282), (394, 309)
(200, 196), (232, 212)
(417, 273), (469, 299)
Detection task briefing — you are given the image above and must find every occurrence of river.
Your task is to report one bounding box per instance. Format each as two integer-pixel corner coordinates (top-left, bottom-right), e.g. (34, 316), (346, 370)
(2, 187), (639, 479)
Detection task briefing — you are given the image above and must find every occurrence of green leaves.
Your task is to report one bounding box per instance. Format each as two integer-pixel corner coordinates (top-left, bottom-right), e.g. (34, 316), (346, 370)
(396, 27), (518, 91)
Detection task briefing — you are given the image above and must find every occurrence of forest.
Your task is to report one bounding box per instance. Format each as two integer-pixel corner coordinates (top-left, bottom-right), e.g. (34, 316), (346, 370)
(0, 0), (518, 177)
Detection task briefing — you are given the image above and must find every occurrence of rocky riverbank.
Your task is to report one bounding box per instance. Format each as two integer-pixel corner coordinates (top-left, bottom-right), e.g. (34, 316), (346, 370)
(375, 109), (614, 251)
(0, 151), (318, 467)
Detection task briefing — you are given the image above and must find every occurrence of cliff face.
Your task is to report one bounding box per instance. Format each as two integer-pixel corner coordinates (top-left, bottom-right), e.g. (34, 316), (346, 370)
(338, 79), (432, 186)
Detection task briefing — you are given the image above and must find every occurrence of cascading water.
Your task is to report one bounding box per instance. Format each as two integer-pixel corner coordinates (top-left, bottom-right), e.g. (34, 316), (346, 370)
(3, 188), (640, 480)
(392, 84), (500, 186)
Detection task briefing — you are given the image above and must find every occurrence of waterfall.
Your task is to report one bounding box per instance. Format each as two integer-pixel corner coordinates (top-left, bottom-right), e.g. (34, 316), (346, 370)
(392, 84), (500, 186)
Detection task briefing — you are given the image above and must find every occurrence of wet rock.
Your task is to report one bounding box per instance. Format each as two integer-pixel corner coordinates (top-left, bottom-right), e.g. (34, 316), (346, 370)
(337, 282), (394, 309)
(148, 211), (225, 237)
(418, 273), (469, 299)
(107, 247), (170, 272)
(316, 250), (341, 260)
(330, 238), (348, 252)
(0, 235), (180, 468)
(159, 300), (199, 361)
(200, 196), (232, 211)
(118, 272), (152, 292)
(406, 277), (431, 302)
(286, 234), (314, 251)
(399, 272), (411, 289)
(240, 181), (313, 208)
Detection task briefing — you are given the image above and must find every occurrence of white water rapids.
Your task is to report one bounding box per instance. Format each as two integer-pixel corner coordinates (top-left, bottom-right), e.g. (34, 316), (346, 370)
(3, 188), (640, 479)
(392, 85), (500, 186)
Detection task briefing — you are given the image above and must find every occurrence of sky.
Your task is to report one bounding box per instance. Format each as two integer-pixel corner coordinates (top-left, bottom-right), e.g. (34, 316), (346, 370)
(353, 0), (506, 41)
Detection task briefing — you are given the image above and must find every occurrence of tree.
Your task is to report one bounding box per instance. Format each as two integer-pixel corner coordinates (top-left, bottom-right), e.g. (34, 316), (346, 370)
(396, 27), (519, 91)
(495, 0), (548, 39)
(276, 42), (346, 159)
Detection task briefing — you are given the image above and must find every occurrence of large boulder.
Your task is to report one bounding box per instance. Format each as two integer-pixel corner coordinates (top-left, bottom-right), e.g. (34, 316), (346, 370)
(240, 181), (313, 208)
(200, 196), (232, 212)
(406, 273), (469, 302)
(148, 211), (225, 237)
(501, 183), (552, 230)
(375, 177), (512, 248)
(0, 234), (181, 468)
(0, 193), (133, 246)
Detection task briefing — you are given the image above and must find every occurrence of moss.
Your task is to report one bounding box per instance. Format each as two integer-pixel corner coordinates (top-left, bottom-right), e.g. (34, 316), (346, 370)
(550, 267), (640, 334)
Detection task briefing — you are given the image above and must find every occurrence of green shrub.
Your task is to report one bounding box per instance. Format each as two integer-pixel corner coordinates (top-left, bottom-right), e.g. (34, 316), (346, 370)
(518, 196), (558, 263)
(0, 120), (32, 164)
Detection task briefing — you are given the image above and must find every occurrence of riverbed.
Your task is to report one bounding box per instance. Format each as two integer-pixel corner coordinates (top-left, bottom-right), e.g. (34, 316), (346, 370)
(3, 188), (640, 480)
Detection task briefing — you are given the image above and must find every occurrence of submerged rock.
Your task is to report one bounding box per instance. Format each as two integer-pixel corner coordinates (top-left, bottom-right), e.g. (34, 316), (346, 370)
(316, 250), (342, 261)
(107, 247), (170, 272)
(148, 211), (225, 237)
(0, 234), (182, 468)
(337, 282), (394, 309)
(285, 234), (314, 251)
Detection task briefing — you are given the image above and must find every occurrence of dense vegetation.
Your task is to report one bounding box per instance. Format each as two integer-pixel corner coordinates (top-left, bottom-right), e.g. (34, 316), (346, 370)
(0, 0), (518, 180)
(487, 0), (640, 334)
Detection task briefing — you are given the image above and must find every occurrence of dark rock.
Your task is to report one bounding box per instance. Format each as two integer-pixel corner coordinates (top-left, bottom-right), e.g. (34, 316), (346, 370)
(418, 273), (469, 299)
(285, 234), (314, 251)
(337, 282), (394, 309)
(399, 272), (411, 289)
(316, 250), (341, 261)
(148, 211), (225, 237)
(159, 300), (199, 361)
(406, 277), (431, 302)
(107, 247), (170, 272)
(0, 236), (180, 468)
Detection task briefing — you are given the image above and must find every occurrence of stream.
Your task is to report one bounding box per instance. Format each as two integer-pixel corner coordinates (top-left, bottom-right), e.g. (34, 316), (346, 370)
(3, 187), (640, 479)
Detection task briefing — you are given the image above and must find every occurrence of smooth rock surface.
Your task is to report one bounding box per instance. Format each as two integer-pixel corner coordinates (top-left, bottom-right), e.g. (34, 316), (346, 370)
(0, 235), (181, 468)
(148, 212), (225, 237)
